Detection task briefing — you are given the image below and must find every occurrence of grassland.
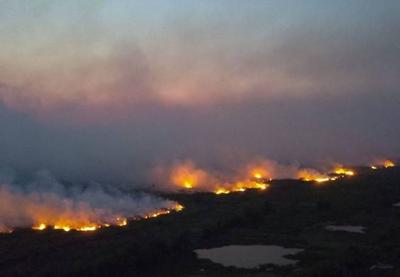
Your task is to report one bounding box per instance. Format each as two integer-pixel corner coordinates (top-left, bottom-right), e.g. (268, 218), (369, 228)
(0, 167), (399, 276)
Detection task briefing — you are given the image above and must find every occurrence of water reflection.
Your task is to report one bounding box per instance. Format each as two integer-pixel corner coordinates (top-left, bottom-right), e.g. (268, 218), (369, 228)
(325, 225), (366, 234)
(195, 245), (303, 269)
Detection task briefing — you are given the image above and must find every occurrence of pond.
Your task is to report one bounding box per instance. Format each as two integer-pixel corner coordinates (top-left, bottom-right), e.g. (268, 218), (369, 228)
(195, 245), (303, 269)
(325, 225), (366, 233)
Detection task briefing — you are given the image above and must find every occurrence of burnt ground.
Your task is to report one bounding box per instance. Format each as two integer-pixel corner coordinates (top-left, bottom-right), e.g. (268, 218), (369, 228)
(0, 167), (400, 276)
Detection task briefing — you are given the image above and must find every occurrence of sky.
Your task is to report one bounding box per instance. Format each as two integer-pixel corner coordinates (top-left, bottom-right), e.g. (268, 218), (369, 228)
(0, 0), (399, 183)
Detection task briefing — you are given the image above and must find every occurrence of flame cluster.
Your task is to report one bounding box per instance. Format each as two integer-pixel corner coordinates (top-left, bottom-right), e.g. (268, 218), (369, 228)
(371, 160), (396, 169)
(29, 204), (184, 233)
(297, 169), (336, 183)
(168, 161), (272, 195)
(0, 184), (185, 234)
(168, 160), (366, 192)
(170, 161), (209, 190)
(31, 217), (127, 233)
(298, 166), (356, 184)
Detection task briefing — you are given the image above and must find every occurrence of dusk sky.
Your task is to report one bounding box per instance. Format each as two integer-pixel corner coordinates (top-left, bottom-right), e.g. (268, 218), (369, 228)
(0, 1), (399, 182)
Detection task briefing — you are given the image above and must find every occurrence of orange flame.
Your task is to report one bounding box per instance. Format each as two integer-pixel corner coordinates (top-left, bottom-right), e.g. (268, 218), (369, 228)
(170, 161), (209, 190)
(143, 204), (184, 219)
(370, 160), (396, 169)
(297, 169), (335, 183)
(384, 160), (395, 168)
(29, 205), (184, 233)
(334, 168), (355, 176)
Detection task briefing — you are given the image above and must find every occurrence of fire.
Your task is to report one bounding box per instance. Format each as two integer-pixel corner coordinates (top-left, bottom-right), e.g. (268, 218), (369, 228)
(77, 226), (98, 232)
(231, 180), (270, 193)
(254, 182), (268, 190)
(247, 164), (271, 181)
(215, 188), (230, 195)
(144, 204), (185, 219)
(315, 177), (330, 183)
(334, 168), (355, 176)
(30, 205), (185, 232)
(370, 160), (396, 169)
(302, 176), (337, 184)
(253, 173), (263, 179)
(145, 210), (170, 219)
(54, 225), (71, 232)
(117, 218), (128, 227)
(297, 169), (334, 183)
(214, 182), (270, 195)
(174, 204), (184, 212)
(32, 218), (127, 232)
(184, 181), (193, 189)
(32, 223), (47, 231)
(0, 181), (186, 234)
(167, 161), (272, 195)
(384, 160), (395, 168)
(54, 224), (100, 232)
(169, 161), (208, 190)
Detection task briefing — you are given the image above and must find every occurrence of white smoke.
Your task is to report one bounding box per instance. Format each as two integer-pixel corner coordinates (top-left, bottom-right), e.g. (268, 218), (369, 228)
(0, 169), (179, 232)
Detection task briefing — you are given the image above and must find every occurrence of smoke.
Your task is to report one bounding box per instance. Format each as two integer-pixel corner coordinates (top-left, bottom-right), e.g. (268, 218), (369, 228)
(0, 1), (399, 184)
(0, 169), (179, 232)
(150, 158), (331, 192)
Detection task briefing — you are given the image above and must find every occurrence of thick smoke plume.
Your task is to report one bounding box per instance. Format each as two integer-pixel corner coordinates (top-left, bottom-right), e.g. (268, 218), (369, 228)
(0, 170), (180, 233)
(151, 158), (334, 193)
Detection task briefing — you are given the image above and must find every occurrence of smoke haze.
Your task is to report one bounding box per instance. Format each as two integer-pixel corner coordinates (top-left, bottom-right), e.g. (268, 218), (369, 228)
(0, 1), (399, 184)
(0, 169), (178, 232)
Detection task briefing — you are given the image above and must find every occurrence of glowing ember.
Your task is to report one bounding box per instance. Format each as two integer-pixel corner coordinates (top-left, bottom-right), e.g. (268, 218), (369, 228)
(215, 188), (230, 195)
(184, 181), (193, 189)
(0, 181), (185, 234)
(315, 177), (331, 183)
(32, 223), (47, 231)
(169, 161), (209, 190)
(334, 168), (355, 176)
(253, 173), (263, 179)
(384, 160), (395, 168)
(248, 166), (270, 181)
(297, 169), (334, 183)
(30, 206), (185, 233)
(144, 204), (184, 219)
(213, 180), (270, 195)
(145, 210), (170, 219)
(77, 226), (98, 232)
(254, 182), (268, 190)
(174, 204), (184, 212)
(30, 205), (185, 232)
(54, 225), (71, 232)
(234, 181), (270, 192)
(370, 160), (396, 169)
(32, 219), (127, 232)
(117, 218), (128, 227)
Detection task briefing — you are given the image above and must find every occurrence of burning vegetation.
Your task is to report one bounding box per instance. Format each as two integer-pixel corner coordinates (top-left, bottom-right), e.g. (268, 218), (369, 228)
(28, 203), (184, 233)
(370, 160), (396, 169)
(0, 158), (396, 234)
(166, 160), (273, 195)
(165, 158), (387, 192)
(0, 176), (184, 234)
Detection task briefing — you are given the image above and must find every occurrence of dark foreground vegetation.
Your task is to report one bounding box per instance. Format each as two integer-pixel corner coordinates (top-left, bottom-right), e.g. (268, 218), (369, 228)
(1, 167), (400, 276)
